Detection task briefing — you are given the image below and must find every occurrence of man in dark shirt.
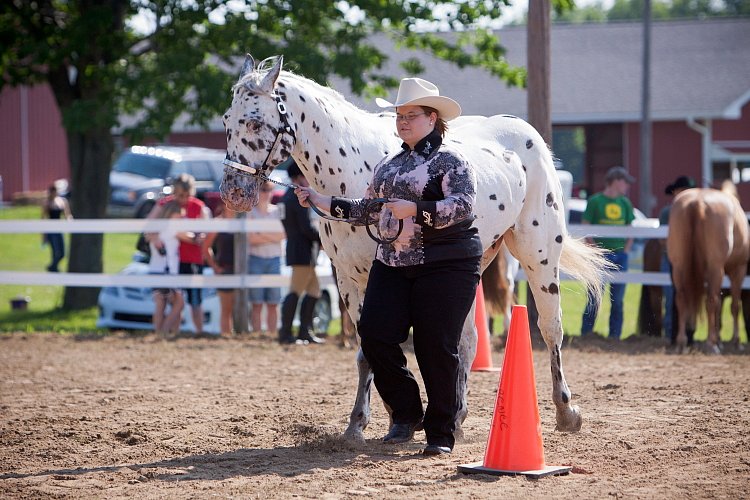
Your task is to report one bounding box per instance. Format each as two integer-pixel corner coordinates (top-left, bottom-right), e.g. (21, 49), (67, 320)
(278, 161), (324, 344)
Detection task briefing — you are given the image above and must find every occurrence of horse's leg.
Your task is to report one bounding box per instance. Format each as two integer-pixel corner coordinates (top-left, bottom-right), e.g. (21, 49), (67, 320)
(727, 267), (745, 350)
(503, 248), (519, 335)
(450, 244), (502, 440)
(343, 347), (373, 442)
(671, 272), (690, 352)
(339, 284), (373, 442)
(706, 270), (724, 354)
(454, 299), (479, 441)
(505, 229), (581, 432)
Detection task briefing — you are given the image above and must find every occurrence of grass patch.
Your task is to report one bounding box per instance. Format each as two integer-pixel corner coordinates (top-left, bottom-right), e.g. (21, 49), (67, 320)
(0, 204), (746, 342)
(0, 205), (139, 331)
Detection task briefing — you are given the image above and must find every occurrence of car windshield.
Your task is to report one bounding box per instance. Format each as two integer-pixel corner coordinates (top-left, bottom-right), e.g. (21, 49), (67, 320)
(113, 153), (171, 179)
(170, 161), (215, 182)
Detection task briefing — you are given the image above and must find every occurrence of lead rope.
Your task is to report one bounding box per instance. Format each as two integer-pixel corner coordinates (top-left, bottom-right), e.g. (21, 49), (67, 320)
(222, 157), (403, 245)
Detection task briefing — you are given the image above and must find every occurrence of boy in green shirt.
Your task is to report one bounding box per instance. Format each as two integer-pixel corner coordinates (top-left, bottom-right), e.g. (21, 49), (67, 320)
(581, 166), (636, 339)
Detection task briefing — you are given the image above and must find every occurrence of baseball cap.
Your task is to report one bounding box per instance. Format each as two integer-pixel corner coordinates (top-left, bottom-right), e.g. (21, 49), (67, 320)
(604, 166), (636, 184)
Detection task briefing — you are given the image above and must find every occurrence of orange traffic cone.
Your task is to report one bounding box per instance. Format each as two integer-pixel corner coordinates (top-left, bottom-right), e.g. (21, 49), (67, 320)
(471, 280), (500, 372)
(459, 305), (572, 478)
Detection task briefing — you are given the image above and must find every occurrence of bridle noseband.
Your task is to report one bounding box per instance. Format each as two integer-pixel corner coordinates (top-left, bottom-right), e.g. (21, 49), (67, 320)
(223, 90), (403, 245)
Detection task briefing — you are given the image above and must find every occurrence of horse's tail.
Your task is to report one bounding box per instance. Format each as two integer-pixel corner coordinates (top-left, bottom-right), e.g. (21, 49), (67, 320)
(683, 200), (707, 318)
(559, 236), (613, 305)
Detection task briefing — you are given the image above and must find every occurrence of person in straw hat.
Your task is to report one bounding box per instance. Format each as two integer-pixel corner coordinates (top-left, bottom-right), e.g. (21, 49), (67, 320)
(294, 77), (481, 456)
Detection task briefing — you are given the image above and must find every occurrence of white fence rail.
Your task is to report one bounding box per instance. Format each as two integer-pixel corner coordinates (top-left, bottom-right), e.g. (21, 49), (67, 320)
(0, 219), (747, 288)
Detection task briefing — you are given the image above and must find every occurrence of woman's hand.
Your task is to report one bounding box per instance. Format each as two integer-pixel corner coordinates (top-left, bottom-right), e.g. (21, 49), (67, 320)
(295, 186), (331, 212)
(385, 199), (417, 220)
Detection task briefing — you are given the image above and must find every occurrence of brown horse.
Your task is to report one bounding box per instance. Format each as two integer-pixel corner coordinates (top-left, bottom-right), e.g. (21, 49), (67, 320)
(667, 183), (750, 352)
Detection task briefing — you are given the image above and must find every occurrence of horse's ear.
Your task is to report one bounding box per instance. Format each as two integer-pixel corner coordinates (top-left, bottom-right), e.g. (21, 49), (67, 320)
(259, 55), (283, 93)
(240, 54), (255, 79)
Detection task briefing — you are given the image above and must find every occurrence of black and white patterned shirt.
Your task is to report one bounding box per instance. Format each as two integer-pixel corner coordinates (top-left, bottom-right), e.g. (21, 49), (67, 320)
(331, 130), (482, 267)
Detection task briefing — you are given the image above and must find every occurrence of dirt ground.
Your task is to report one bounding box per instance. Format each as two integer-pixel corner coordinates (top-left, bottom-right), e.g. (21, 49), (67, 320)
(1, 331), (748, 499)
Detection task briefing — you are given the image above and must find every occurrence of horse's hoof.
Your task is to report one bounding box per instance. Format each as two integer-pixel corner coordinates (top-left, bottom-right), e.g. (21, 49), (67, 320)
(342, 427), (366, 444)
(707, 343), (722, 355)
(453, 426), (465, 443)
(555, 405), (583, 433)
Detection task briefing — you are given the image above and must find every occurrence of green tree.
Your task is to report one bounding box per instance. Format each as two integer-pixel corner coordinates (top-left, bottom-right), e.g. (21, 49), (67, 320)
(1, 0), (533, 309)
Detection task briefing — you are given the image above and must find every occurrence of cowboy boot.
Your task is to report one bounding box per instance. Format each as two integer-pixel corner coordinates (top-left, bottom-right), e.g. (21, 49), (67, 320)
(278, 293), (299, 344)
(297, 295), (325, 344)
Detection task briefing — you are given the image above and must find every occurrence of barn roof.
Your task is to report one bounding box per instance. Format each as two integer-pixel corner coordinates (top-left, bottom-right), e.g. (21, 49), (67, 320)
(164, 17), (750, 133)
(334, 18), (750, 125)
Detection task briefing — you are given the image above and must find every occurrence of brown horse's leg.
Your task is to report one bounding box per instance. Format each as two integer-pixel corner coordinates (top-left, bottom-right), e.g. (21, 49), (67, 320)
(727, 267), (745, 349)
(672, 276), (690, 352)
(706, 271), (724, 354)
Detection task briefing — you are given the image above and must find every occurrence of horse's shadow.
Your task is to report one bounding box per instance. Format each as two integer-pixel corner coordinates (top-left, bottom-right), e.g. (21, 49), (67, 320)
(0, 436), (429, 483)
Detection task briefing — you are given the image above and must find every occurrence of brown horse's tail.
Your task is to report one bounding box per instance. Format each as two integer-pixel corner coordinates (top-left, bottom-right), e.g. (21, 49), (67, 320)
(481, 249), (513, 316)
(682, 200), (707, 319)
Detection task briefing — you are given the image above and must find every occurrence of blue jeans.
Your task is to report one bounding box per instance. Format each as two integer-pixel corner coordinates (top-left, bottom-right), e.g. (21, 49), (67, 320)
(45, 233), (65, 272)
(247, 255), (281, 304)
(660, 252), (674, 340)
(581, 250), (628, 339)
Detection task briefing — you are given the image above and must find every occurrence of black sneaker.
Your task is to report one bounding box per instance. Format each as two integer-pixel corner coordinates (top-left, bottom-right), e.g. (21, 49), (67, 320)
(383, 422), (420, 444)
(297, 333), (325, 344)
(422, 444), (452, 456)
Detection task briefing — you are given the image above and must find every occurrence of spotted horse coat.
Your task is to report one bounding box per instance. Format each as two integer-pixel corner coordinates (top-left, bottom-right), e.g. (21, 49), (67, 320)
(221, 55), (611, 442)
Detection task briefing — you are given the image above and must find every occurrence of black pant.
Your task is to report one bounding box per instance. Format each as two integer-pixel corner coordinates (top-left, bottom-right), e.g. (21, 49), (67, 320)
(179, 262), (204, 307)
(359, 257), (480, 448)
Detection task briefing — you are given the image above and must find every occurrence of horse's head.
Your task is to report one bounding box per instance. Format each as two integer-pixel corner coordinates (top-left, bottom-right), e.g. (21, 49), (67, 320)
(221, 54), (294, 212)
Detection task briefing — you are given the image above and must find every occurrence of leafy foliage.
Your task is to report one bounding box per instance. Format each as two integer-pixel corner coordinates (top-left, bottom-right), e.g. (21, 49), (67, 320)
(1, 0), (538, 308)
(2, 1), (532, 142)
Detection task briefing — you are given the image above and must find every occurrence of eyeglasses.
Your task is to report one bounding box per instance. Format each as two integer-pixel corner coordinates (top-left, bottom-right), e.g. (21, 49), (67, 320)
(396, 112), (428, 122)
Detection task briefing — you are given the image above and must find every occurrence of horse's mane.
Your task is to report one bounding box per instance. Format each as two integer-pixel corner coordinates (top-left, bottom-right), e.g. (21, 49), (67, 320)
(235, 56), (387, 118)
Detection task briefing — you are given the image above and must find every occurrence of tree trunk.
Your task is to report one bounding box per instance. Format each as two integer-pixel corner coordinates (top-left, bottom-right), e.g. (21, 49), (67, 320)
(526, 0), (552, 336)
(62, 129), (114, 310)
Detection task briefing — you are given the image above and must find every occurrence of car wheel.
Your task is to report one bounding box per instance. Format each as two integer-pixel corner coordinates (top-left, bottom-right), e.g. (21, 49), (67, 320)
(313, 292), (332, 334)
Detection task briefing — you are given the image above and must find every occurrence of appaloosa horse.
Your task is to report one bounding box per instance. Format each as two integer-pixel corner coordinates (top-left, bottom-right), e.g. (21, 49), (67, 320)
(220, 55), (611, 441)
(667, 183), (749, 353)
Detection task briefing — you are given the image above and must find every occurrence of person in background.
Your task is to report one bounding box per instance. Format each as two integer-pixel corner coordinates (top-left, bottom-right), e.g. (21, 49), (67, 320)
(247, 180), (285, 336)
(148, 174), (212, 335)
(203, 202), (239, 335)
(294, 77), (480, 456)
(41, 183), (73, 272)
(658, 175), (696, 345)
(581, 166), (636, 340)
(149, 200), (185, 336)
(278, 161), (324, 345)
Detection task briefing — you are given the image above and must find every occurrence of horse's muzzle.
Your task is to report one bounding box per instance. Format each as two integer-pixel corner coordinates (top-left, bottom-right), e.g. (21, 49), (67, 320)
(220, 167), (260, 212)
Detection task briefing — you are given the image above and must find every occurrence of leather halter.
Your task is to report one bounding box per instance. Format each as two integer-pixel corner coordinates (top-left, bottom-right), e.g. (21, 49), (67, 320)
(223, 93), (295, 177)
(223, 91), (403, 245)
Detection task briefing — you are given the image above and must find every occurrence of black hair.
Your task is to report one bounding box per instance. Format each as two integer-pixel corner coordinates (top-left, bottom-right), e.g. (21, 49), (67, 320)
(287, 161), (303, 180)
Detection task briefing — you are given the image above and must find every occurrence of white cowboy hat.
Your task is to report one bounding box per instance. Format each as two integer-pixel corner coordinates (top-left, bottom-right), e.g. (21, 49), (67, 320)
(375, 77), (462, 121)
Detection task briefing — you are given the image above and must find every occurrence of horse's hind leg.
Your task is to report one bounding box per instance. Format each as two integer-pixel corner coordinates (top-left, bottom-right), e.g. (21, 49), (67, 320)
(505, 229), (581, 432)
(706, 271), (724, 354)
(727, 267), (745, 350)
(343, 348), (373, 443)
